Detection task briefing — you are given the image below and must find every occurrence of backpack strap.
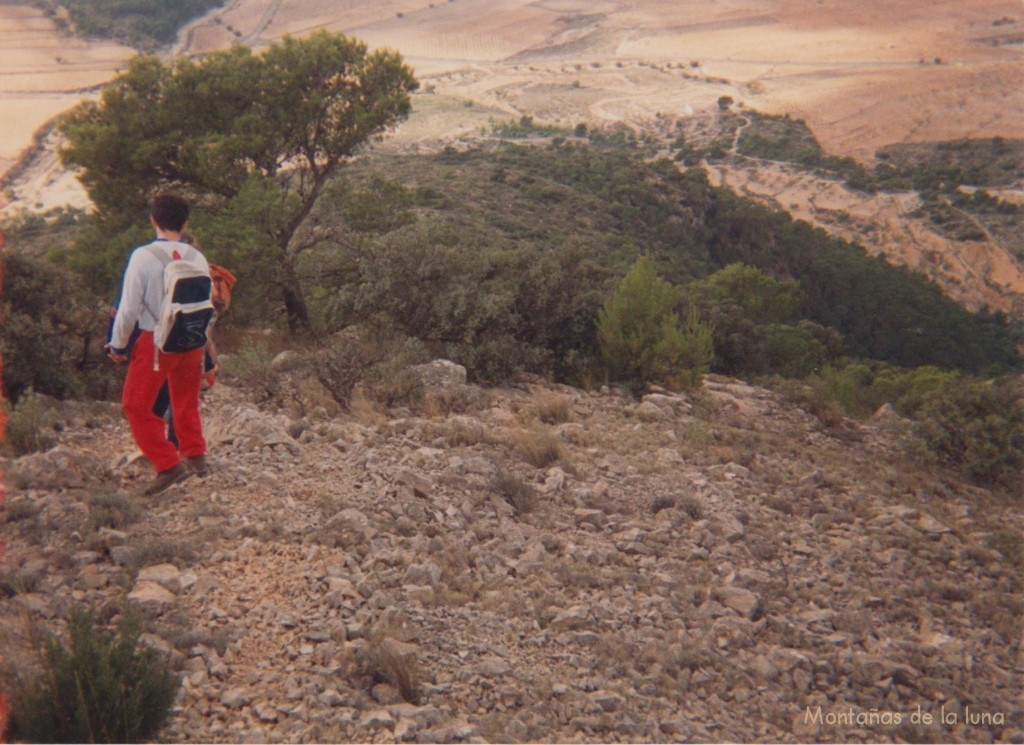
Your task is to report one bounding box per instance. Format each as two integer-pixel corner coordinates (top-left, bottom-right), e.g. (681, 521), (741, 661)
(143, 244), (178, 371)
(142, 244), (173, 320)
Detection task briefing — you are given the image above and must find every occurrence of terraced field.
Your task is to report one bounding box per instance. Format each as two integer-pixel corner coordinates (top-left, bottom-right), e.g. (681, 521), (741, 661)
(1, 0), (1021, 310)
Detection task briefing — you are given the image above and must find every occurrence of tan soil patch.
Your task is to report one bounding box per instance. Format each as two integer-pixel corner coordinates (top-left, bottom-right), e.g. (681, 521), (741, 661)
(0, 5), (134, 169)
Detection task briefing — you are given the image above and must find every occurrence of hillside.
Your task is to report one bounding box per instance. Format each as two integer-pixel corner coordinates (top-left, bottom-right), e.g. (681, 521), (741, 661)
(2, 359), (1022, 742)
(2, 0), (1022, 315)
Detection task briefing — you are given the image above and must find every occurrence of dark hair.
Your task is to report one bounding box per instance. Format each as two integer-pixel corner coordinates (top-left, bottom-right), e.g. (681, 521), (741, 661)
(149, 193), (190, 232)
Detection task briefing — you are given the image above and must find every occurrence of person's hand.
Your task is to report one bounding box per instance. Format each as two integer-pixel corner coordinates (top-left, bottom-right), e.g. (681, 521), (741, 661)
(203, 365), (218, 389)
(105, 343), (128, 364)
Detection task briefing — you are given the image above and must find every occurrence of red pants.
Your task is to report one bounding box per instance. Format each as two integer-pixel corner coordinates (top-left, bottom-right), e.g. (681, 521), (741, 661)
(123, 331), (206, 472)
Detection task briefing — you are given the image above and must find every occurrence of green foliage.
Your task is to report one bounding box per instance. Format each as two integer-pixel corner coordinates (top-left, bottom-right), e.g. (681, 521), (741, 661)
(703, 263), (801, 324)
(812, 363), (961, 419)
(319, 221), (608, 383)
(0, 207), (89, 258)
(876, 138), (1024, 190)
(597, 256), (713, 390)
(704, 189), (1021, 372)
(87, 489), (142, 530)
(301, 142), (1019, 383)
(59, 31), (418, 330)
(791, 364), (1022, 485)
(336, 176), (415, 234)
(31, 126), (1023, 385)
(986, 529), (1024, 566)
(868, 138), (1024, 255)
(770, 376), (845, 428)
(0, 252), (111, 402)
(737, 113), (822, 165)
(2, 390), (57, 456)
(911, 377), (1023, 483)
(11, 605), (179, 743)
(736, 112), (874, 187)
(490, 115), (571, 139)
(52, 219), (150, 299)
(684, 264), (841, 378)
(44, 0), (226, 49)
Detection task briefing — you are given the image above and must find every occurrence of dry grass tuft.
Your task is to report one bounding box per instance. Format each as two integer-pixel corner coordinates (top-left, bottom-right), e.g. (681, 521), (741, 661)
(679, 495), (704, 520)
(510, 427), (563, 468)
(0, 566), (44, 597)
(2, 498), (41, 523)
(534, 391), (573, 424)
(354, 636), (423, 705)
(349, 390), (388, 427)
(652, 494), (676, 513)
(122, 538), (198, 580)
(492, 471), (538, 515)
(87, 489), (141, 531)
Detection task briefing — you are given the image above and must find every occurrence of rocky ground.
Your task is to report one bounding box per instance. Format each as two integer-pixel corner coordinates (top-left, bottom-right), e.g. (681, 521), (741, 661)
(1, 359), (1022, 743)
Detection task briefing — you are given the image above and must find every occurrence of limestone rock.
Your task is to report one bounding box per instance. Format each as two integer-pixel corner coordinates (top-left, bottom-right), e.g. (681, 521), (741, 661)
(11, 446), (102, 489)
(221, 688), (252, 709)
(406, 360), (467, 389)
(475, 656), (511, 677)
(269, 350), (302, 372)
(360, 709), (396, 731)
(128, 580), (176, 611)
(137, 563), (183, 591)
(634, 401), (669, 422)
(715, 586), (762, 620)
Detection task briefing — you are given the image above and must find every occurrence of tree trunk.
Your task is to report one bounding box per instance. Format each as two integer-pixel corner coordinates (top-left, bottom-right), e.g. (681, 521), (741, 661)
(277, 258), (313, 334)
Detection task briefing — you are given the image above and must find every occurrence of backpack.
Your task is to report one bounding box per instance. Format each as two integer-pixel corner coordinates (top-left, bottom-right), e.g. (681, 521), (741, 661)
(209, 264), (236, 312)
(145, 245), (215, 361)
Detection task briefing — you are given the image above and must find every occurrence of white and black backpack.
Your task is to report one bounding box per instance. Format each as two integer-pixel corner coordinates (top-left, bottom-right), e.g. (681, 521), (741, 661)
(145, 244), (215, 365)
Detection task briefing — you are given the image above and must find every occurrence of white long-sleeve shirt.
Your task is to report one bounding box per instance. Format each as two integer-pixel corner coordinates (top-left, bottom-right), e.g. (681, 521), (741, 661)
(110, 239), (210, 350)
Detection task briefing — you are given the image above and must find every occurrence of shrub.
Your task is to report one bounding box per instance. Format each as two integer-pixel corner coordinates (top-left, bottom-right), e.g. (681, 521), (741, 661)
(911, 377), (1023, 484)
(986, 529), (1023, 566)
(492, 471), (538, 515)
(87, 490), (142, 531)
(598, 256), (713, 390)
(1, 252), (109, 403)
(11, 605), (179, 743)
(353, 636), (422, 705)
(771, 377), (844, 428)
(0, 566), (44, 597)
(511, 428), (563, 468)
(221, 337), (279, 401)
(321, 223), (607, 384)
(534, 392), (573, 424)
(2, 390), (57, 456)
(313, 329), (419, 409)
(2, 498), (42, 524)
(122, 539), (199, 581)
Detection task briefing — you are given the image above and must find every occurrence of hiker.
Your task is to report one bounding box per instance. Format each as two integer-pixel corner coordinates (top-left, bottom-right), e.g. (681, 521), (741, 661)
(149, 231), (234, 448)
(106, 193), (211, 495)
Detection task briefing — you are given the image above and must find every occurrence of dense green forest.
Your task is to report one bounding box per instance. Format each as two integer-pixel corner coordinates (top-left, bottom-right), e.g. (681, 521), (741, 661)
(32, 0), (225, 48)
(292, 140), (1020, 376)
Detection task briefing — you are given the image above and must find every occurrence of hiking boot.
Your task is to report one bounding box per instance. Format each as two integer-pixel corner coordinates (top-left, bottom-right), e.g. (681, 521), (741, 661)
(143, 462), (192, 496)
(184, 454), (209, 477)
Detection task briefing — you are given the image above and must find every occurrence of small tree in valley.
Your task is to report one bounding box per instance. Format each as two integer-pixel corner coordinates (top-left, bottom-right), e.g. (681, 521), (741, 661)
(597, 256), (713, 390)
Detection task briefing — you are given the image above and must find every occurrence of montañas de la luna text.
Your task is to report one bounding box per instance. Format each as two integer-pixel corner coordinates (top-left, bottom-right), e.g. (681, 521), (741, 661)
(803, 705), (1006, 727)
